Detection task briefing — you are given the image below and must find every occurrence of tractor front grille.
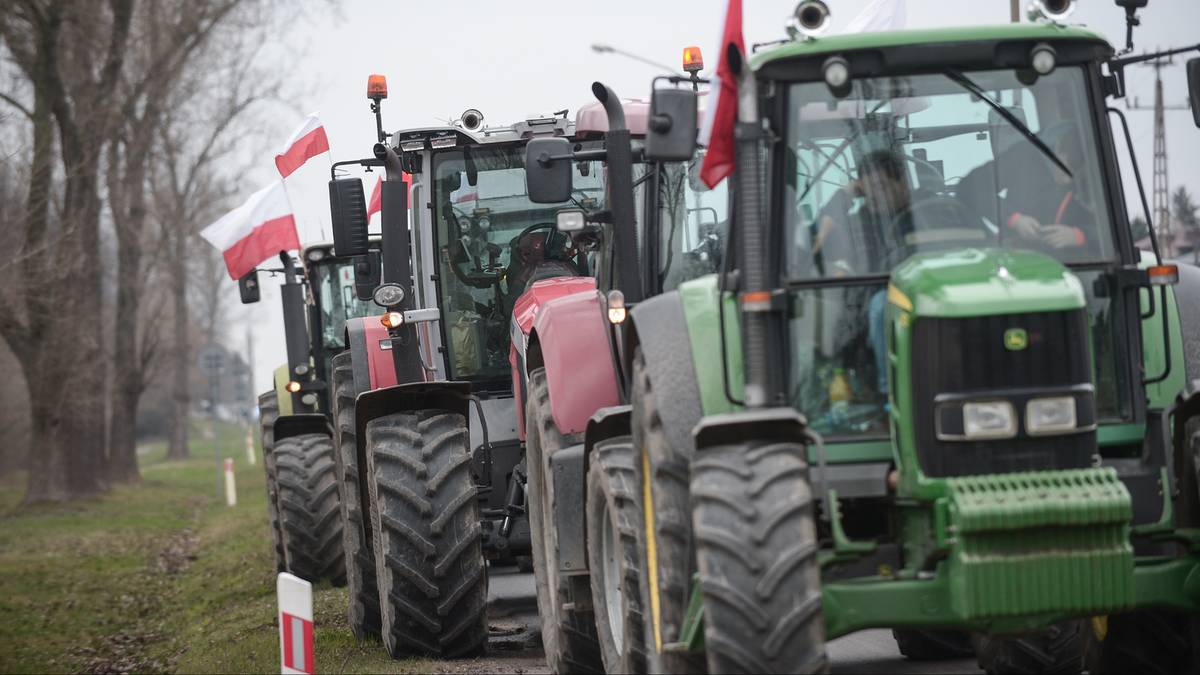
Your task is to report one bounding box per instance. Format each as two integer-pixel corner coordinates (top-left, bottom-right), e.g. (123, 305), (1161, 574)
(910, 309), (1096, 477)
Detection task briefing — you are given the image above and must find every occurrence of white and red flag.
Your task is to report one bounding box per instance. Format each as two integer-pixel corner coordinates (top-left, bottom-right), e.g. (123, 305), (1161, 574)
(200, 181), (299, 280)
(275, 114), (330, 179)
(843, 0), (907, 34)
(698, 0), (744, 188)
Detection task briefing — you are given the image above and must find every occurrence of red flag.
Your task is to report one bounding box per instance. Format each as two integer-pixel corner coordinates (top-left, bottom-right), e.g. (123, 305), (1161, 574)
(200, 182), (299, 279)
(698, 0), (744, 188)
(366, 173), (412, 222)
(275, 114), (330, 179)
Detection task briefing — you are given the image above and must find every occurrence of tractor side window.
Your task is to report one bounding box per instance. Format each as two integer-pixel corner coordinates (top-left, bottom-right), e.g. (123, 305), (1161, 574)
(658, 149), (729, 291)
(314, 259), (379, 350)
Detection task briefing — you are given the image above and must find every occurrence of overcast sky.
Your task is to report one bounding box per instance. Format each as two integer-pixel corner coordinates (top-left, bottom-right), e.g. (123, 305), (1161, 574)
(240, 0), (1200, 394)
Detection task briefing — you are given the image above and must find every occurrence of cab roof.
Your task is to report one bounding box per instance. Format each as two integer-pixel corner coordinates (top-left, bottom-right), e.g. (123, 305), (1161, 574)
(751, 23), (1111, 72)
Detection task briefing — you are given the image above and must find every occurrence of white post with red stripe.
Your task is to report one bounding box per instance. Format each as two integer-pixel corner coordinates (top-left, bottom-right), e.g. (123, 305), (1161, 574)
(246, 427), (257, 466)
(223, 458), (237, 507)
(277, 573), (315, 674)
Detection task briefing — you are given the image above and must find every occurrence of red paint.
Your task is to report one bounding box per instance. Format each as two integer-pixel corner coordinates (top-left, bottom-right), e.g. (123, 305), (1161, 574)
(280, 611), (314, 674)
(275, 125), (329, 178)
(221, 214), (299, 280)
(358, 318), (399, 390)
(509, 277), (598, 439)
(534, 291), (619, 435)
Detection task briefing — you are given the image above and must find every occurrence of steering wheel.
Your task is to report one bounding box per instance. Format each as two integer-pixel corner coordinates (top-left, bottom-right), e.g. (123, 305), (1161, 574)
(505, 222), (582, 294)
(884, 196), (989, 267)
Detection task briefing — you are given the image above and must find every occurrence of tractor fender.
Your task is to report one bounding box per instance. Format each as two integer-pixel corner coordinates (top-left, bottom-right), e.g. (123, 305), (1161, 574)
(528, 290), (620, 437)
(693, 408), (807, 451)
(624, 290), (705, 457)
(508, 276), (599, 440)
(346, 316), (400, 392)
(273, 413), (333, 444)
(353, 381), (472, 447)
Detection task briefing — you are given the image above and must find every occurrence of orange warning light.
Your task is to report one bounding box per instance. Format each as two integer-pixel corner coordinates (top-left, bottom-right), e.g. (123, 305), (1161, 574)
(367, 74), (388, 100)
(683, 46), (704, 73)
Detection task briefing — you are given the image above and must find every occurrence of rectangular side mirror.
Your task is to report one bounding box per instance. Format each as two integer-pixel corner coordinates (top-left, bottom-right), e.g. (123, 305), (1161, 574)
(645, 87), (698, 162)
(525, 137), (572, 203)
(1188, 57), (1200, 129)
(556, 208), (586, 233)
(237, 269), (260, 304)
(329, 177), (369, 257)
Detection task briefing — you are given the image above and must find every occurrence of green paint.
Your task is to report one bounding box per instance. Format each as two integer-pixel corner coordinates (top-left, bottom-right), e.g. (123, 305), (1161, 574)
(750, 23), (1107, 72)
(677, 275), (743, 416)
(272, 365), (293, 416)
(1098, 423), (1146, 447)
(890, 249), (1086, 319)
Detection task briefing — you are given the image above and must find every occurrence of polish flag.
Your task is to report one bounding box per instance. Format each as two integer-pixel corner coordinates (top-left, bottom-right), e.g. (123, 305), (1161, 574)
(275, 114), (330, 179)
(843, 0), (906, 34)
(366, 173), (412, 222)
(698, 0), (744, 188)
(200, 182), (299, 280)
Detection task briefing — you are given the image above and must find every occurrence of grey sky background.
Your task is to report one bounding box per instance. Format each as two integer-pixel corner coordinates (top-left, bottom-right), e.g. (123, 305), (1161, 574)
(241, 0), (1200, 395)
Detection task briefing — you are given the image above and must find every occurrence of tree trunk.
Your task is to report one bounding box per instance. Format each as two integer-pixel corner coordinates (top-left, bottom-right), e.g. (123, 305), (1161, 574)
(167, 225), (191, 460)
(108, 234), (143, 483)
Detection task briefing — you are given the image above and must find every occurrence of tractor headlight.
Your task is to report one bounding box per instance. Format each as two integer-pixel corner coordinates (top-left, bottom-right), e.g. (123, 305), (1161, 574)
(372, 283), (405, 308)
(962, 401), (1017, 440)
(1025, 396), (1076, 435)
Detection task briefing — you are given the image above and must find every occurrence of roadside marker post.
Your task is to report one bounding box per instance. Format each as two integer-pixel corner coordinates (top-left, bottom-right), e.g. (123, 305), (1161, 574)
(223, 458), (238, 507)
(277, 573), (314, 674)
(246, 427), (257, 466)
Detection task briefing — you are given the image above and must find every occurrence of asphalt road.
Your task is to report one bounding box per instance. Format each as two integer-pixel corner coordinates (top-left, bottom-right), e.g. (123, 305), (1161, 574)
(485, 566), (983, 674)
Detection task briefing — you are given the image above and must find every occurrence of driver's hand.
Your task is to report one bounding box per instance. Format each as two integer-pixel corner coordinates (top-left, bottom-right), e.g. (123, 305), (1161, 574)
(1039, 224), (1082, 249)
(1009, 214), (1042, 240)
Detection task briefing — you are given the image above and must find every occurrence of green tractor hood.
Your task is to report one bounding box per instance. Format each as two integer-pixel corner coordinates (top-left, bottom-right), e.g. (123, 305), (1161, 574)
(889, 248), (1086, 318)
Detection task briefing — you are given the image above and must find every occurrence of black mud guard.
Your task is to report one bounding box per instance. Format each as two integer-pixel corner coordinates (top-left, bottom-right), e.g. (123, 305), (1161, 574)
(693, 408), (808, 451)
(345, 319), (374, 396)
(272, 413), (333, 444)
(624, 291), (705, 458)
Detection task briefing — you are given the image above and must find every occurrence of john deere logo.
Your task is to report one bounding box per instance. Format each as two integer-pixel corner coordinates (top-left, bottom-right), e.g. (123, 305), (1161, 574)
(1004, 328), (1028, 351)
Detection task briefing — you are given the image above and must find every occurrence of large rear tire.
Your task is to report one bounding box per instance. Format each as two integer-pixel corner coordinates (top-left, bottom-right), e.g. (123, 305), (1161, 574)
(275, 433), (346, 584)
(586, 437), (648, 674)
(258, 391), (286, 573)
(691, 440), (828, 674)
(631, 349), (707, 674)
(973, 621), (1092, 674)
(365, 411), (488, 658)
(892, 629), (974, 660)
(330, 352), (381, 639)
(525, 368), (603, 673)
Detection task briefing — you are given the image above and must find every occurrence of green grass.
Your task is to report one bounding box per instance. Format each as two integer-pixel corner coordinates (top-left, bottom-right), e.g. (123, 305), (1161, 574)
(0, 421), (394, 673)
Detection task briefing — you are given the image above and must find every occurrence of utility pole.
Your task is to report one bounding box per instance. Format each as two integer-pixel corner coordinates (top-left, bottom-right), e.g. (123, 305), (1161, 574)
(1127, 54), (1191, 257)
(1011, 0), (1020, 23)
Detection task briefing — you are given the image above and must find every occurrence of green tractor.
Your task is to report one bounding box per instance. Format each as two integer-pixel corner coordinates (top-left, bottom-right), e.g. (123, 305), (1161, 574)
(245, 242), (380, 584)
(569, 2), (1200, 673)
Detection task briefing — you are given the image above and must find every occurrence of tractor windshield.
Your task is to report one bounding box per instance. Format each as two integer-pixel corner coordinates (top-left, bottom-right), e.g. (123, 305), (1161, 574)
(657, 149), (729, 291)
(785, 66), (1115, 281)
(432, 144), (605, 384)
(312, 258), (379, 350)
(780, 65), (1124, 438)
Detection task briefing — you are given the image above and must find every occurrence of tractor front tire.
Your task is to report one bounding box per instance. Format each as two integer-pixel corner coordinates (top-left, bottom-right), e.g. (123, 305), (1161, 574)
(275, 432), (346, 584)
(330, 352), (381, 639)
(973, 621), (1092, 674)
(631, 349), (707, 674)
(258, 391), (286, 573)
(525, 368), (603, 673)
(893, 629), (974, 660)
(691, 439), (828, 674)
(586, 436), (648, 674)
(365, 411), (488, 659)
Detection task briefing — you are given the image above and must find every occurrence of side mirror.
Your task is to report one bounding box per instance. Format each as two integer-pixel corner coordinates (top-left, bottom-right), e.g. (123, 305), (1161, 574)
(525, 137), (572, 203)
(1188, 57), (1200, 129)
(237, 269), (260, 304)
(329, 177), (369, 257)
(354, 250), (382, 301)
(556, 208), (587, 233)
(645, 87), (698, 161)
